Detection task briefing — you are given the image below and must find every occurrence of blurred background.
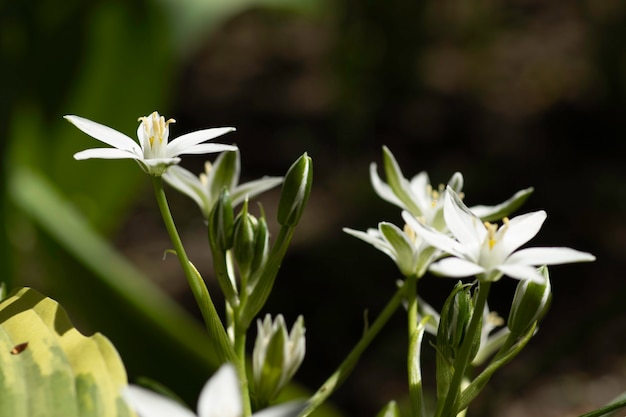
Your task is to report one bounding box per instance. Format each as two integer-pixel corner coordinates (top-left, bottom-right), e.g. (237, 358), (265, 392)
(2, 0), (626, 416)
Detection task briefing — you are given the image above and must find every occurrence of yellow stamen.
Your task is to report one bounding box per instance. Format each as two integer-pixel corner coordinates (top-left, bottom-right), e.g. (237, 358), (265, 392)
(404, 223), (417, 243)
(484, 221), (498, 249)
(431, 190), (439, 208)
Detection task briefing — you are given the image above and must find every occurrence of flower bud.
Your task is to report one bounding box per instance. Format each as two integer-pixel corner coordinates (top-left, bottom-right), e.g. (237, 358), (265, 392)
(437, 283), (480, 362)
(233, 201), (269, 282)
(508, 266), (552, 336)
(277, 153), (312, 227)
(208, 188), (234, 251)
(253, 314), (306, 403)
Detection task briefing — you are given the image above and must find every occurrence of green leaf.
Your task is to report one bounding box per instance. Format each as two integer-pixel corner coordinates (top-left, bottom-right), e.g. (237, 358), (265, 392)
(0, 287), (134, 417)
(376, 401), (400, 417)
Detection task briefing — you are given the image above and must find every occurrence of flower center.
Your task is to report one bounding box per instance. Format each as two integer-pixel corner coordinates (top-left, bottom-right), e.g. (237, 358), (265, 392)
(138, 111), (175, 156)
(483, 217), (509, 249)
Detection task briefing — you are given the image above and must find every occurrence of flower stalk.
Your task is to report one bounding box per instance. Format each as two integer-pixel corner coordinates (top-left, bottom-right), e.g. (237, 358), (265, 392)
(151, 177), (238, 368)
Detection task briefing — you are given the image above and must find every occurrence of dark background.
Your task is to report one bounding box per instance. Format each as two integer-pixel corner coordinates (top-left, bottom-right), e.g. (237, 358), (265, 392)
(2, 0), (625, 416)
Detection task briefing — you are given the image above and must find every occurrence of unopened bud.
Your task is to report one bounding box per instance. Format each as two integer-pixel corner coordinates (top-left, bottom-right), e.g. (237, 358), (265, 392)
(508, 266), (552, 336)
(208, 188), (234, 251)
(437, 283), (481, 362)
(277, 153), (312, 227)
(253, 314), (306, 403)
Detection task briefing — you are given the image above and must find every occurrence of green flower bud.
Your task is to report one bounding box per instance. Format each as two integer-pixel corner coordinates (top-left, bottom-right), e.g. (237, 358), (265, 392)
(249, 215), (270, 283)
(437, 283), (481, 362)
(253, 314), (306, 403)
(233, 200), (257, 279)
(232, 201), (270, 284)
(277, 153), (312, 227)
(508, 266), (552, 336)
(208, 188), (234, 251)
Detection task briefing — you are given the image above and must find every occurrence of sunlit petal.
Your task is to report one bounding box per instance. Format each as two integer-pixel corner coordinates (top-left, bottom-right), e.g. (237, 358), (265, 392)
(507, 247), (596, 266)
(198, 364), (242, 417)
(167, 127), (236, 156)
(65, 115), (142, 154)
(123, 385), (196, 417)
(73, 148), (140, 160)
(369, 162), (405, 208)
(443, 187), (486, 247)
(430, 257), (486, 277)
(499, 211), (546, 255)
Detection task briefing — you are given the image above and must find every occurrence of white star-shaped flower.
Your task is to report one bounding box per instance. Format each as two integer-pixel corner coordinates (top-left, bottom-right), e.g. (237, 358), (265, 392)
(65, 111), (237, 176)
(123, 364), (304, 417)
(402, 187), (595, 283)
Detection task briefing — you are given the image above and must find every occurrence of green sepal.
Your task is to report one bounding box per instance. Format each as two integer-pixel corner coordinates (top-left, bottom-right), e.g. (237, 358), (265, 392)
(0, 287), (134, 417)
(207, 149), (239, 205)
(277, 153), (313, 227)
(474, 187), (534, 222)
(376, 401), (401, 417)
(381, 146), (422, 216)
(379, 222), (416, 277)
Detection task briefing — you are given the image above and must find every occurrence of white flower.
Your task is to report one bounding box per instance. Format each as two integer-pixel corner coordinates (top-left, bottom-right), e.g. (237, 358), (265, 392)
(66, 111), (237, 176)
(371, 146), (533, 229)
(343, 222), (437, 278)
(402, 187), (595, 283)
(163, 149), (283, 218)
(123, 364), (304, 417)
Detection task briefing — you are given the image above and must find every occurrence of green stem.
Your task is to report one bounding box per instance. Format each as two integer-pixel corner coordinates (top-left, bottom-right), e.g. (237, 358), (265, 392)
(436, 280), (492, 417)
(577, 398), (626, 417)
(406, 275), (425, 417)
(301, 283), (407, 417)
(152, 177), (237, 365)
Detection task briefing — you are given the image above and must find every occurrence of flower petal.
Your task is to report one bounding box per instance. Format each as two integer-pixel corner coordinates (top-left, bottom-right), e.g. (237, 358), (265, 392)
(197, 364), (242, 417)
(470, 187), (534, 222)
(231, 177), (284, 207)
(497, 263), (546, 283)
(252, 401), (306, 417)
(429, 257), (486, 277)
(73, 148), (141, 160)
(369, 162), (405, 208)
(123, 385), (196, 417)
(443, 187), (486, 248)
(499, 211), (546, 255)
(163, 165), (210, 215)
(408, 171), (430, 213)
(64, 115), (142, 154)
(506, 247), (596, 266)
(402, 211), (465, 257)
(343, 227), (394, 259)
(167, 127), (236, 156)
(176, 143), (238, 156)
